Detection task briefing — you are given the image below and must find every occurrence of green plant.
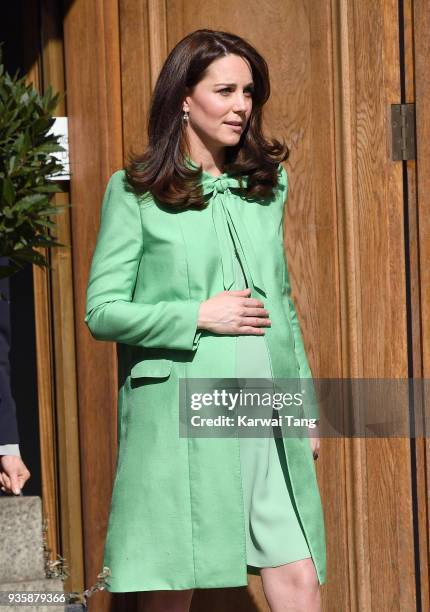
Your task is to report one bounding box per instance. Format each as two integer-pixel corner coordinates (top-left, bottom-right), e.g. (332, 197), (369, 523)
(42, 517), (112, 608)
(0, 41), (70, 280)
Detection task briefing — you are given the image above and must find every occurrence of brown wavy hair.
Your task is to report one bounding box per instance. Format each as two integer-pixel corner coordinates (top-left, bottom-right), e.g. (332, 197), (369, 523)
(125, 28), (289, 210)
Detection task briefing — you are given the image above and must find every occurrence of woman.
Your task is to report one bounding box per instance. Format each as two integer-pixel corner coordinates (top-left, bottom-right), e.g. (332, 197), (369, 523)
(85, 29), (326, 612)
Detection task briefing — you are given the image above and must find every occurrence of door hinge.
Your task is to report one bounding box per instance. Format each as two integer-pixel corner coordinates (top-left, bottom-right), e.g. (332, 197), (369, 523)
(391, 103), (416, 160)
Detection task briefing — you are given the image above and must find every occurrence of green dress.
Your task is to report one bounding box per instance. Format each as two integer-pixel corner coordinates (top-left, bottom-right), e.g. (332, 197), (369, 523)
(230, 229), (312, 574)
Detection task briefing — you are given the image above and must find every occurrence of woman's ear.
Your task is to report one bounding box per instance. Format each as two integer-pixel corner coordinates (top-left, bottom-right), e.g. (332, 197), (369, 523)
(182, 88), (191, 112)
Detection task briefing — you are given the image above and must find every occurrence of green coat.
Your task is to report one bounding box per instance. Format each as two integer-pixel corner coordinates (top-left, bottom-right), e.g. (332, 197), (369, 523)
(84, 162), (327, 592)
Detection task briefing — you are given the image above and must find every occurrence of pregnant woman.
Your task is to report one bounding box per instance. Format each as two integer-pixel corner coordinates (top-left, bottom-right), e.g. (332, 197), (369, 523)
(85, 28), (326, 612)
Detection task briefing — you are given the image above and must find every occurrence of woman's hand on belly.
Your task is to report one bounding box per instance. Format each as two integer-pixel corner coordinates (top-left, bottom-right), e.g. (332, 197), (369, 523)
(197, 288), (272, 336)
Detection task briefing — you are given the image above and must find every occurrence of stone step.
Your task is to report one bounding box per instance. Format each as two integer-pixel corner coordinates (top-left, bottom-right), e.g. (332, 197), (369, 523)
(0, 497), (47, 583)
(0, 497), (86, 611)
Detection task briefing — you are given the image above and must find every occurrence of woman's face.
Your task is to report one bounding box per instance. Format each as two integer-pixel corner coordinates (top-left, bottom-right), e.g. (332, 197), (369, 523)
(183, 54), (254, 154)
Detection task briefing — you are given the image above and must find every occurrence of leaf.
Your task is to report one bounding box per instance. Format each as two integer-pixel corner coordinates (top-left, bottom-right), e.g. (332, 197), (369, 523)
(2, 177), (15, 206)
(32, 183), (62, 193)
(34, 142), (65, 154)
(33, 219), (57, 229)
(8, 155), (16, 173)
(14, 193), (47, 209)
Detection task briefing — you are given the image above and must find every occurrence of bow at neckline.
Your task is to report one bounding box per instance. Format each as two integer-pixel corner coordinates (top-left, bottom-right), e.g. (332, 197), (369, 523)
(186, 158), (266, 295)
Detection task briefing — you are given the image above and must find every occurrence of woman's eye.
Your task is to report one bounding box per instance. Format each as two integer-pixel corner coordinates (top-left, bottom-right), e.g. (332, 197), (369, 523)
(218, 89), (254, 96)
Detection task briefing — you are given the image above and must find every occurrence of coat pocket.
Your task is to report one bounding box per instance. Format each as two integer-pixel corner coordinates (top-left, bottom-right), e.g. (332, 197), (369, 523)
(130, 357), (173, 379)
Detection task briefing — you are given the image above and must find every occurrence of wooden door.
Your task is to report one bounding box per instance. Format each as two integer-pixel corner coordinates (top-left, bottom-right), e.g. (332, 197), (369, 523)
(61, 0), (430, 610)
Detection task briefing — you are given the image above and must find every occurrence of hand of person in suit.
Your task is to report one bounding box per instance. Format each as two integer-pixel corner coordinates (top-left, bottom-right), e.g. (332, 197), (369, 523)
(198, 288), (271, 336)
(0, 454), (31, 495)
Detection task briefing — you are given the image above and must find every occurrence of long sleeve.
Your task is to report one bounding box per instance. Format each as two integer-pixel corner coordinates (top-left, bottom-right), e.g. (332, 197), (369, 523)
(84, 170), (202, 351)
(277, 165), (319, 421)
(0, 260), (20, 445)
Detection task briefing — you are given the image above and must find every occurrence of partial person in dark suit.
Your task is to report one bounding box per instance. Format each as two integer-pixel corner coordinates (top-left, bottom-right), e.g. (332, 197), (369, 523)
(0, 257), (30, 494)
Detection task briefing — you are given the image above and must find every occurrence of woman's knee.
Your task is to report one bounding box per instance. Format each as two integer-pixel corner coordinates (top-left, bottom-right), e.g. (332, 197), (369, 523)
(262, 557), (319, 591)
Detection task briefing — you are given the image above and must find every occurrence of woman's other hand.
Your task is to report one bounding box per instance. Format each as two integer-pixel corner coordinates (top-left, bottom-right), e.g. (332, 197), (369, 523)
(197, 288), (271, 336)
(308, 422), (320, 460)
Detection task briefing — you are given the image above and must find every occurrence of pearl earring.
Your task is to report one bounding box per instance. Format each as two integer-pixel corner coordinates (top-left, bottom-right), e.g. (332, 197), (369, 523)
(182, 110), (189, 122)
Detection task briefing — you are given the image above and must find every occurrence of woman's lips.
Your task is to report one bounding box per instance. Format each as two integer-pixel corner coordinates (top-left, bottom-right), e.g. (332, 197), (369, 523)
(224, 122), (242, 131)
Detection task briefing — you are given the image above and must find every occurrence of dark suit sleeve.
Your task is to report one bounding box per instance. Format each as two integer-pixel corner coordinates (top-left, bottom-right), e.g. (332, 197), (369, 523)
(0, 257), (19, 445)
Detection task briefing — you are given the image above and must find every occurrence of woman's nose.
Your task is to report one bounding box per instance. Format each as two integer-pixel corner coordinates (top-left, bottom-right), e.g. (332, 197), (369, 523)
(232, 92), (249, 111)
